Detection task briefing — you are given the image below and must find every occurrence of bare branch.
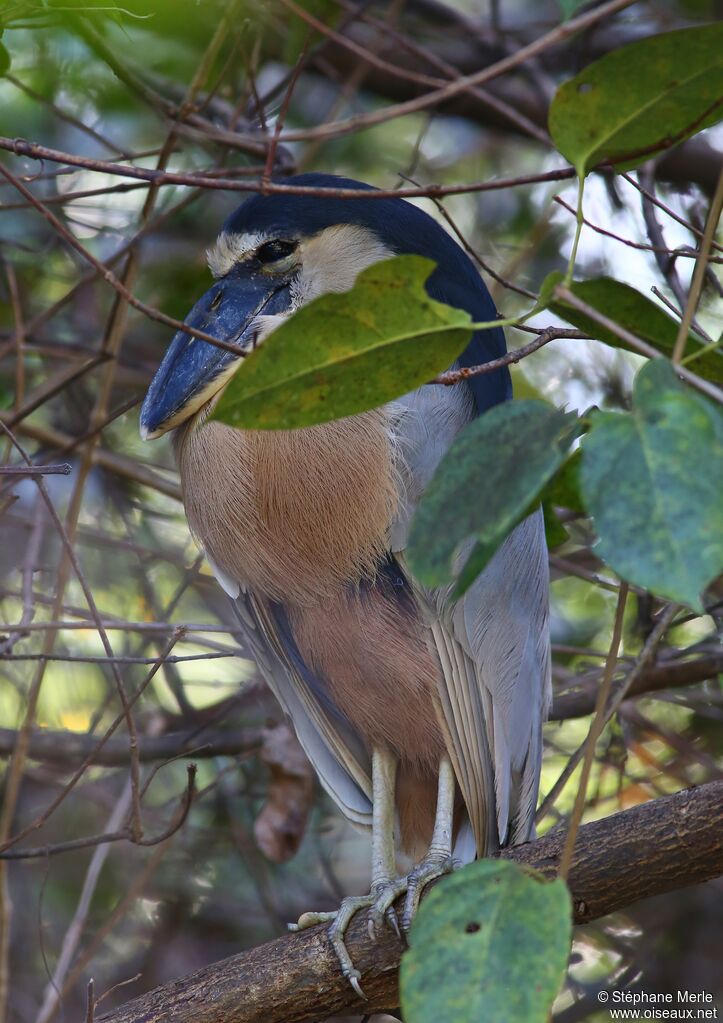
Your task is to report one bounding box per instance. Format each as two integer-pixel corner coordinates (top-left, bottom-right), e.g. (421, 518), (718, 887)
(0, 726), (264, 766)
(96, 781), (723, 1023)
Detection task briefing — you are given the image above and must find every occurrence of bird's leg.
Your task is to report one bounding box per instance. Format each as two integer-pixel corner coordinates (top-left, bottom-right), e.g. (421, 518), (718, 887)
(367, 755), (456, 934)
(289, 747), (399, 999)
(400, 755), (455, 930)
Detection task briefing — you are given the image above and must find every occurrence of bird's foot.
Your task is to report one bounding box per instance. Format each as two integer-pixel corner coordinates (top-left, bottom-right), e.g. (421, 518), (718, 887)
(288, 881), (403, 1000)
(366, 855), (455, 936)
(287, 858), (453, 998)
(399, 853), (455, 931)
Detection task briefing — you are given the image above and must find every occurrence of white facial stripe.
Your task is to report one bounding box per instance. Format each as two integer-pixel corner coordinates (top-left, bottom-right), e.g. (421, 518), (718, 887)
(206, 230), (270, 278)
(251, 313), (289, 345)
(293, 224), (393, 306)
(206, 224), (391, 293)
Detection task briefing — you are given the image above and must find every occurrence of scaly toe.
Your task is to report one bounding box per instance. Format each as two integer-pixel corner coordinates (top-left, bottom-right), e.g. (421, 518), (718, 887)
(328, 893), (382, 997)
(288, 909), (338, 932)
(402, 856), (454, 931)
(367, 877), (408, 939)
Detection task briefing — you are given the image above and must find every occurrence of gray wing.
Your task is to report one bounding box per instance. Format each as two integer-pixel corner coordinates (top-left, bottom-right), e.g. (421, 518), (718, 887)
(222, 580), (373, 827)
(390, 383), (551, 855)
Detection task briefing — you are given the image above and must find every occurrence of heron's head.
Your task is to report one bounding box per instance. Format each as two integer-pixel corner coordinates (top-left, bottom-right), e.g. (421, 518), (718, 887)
(140, 173), (508, 439)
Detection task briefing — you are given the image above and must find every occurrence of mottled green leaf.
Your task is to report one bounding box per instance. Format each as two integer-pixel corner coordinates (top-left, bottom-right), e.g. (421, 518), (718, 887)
(580, 360), (723, 609)
(549, 277), (723, 385)
(549, 25), (723, 175)
(407, 400), (581, 588)
(211, 256), (473, 430)
(400, 859), (571, 1023)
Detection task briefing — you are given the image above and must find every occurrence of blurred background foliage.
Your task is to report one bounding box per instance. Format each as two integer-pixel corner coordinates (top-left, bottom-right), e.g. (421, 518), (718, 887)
(0, 0), (721, 1021)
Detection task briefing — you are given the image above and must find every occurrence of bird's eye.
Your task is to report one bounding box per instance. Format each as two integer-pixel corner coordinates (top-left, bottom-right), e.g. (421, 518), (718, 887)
(256, 239), (297, 265)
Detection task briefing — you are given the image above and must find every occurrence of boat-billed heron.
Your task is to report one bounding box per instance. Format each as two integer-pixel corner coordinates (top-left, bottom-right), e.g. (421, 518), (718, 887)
(140, 173), (550, 994)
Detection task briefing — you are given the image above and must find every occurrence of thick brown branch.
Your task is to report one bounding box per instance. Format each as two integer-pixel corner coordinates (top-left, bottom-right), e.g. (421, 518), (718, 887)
(551, 651), (723, 720)
(98, 780), (723, 1023)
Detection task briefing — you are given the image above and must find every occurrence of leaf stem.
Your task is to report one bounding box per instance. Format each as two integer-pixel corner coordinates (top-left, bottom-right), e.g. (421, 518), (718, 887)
(565, 175), (586, 285)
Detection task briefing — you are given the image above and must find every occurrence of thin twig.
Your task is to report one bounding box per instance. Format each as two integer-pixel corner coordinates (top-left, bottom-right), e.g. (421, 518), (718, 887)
(558, 582), (628, 881)
(554, 285), (723, 404)
(0, 164), (246, 355)
(0, 139), (576, 198)
(35, 784), (134, 1023)
(0, 629), (185, 854)
(672, 166), (723, 364)
(432, 326), (589, 385)
(537, 604), (679, 825)
(0, 464), (71, 476)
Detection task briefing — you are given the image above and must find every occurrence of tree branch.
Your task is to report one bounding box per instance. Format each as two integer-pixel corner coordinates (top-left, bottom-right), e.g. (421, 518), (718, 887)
(98, 780), (723, 1023)
(0, 726), (263, 766)
(319, 9), (722, 195)
(551, 651), (723, 720)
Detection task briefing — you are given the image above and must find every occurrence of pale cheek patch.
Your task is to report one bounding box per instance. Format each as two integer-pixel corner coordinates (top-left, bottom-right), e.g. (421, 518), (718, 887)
(206, 230), (269, 278)
(293, 224), (392, 305)
(250, 313), (289, 348)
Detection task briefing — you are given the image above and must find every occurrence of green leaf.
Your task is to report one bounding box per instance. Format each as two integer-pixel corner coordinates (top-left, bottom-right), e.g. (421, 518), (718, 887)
(400, 859), (571, 1023)
(542, 502), (569, 549)
(283, 0), (338, 63)
(211, 256), (473, 430)
(549, 277), (723, 385)
(540, 450), (585, 549)
(543, 449), (584, 514)
(558, 0), (590, 19)
(549, 24), (723, 175)
(407, 400), (581, 589)
(0, 41), (10, 76)
(580, 360), (723, 609)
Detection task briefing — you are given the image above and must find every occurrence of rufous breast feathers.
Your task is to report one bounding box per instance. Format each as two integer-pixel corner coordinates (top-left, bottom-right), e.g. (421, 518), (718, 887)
(176, 411), (400, 604)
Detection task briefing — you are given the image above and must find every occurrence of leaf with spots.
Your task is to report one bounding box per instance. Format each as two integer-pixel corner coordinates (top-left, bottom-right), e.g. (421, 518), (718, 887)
(400, 859), (571, 1023)
(407, 399), (582, 590)
(210, 256), (474, 430)
(548, 277), (723, 385)
(580, 360), (723, 610)
(549, 24), (723, 175)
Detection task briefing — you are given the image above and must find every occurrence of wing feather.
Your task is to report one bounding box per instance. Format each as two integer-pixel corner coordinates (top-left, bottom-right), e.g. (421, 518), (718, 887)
(225, 584), (373, 826)
(393, 383), (551, 854)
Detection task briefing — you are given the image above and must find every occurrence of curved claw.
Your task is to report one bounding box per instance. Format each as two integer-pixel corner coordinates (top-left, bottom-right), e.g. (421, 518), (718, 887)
(346, 970), (367, 1001)
(327, 893), (380, 997)
(290, 856), (453, 997)
(367, 903), (400, 941)
(385, 905), (402, 939)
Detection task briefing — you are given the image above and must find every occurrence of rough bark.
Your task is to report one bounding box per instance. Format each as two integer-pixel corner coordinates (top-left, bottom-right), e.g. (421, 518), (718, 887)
(99, 780), (723, 1023)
